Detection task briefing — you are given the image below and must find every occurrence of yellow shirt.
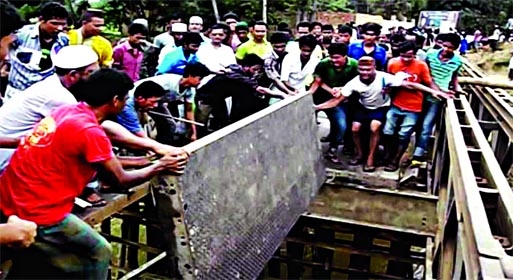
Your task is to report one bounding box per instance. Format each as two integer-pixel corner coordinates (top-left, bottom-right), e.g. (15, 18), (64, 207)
(68, 29), (113, 67)
(235, 39), (273, 60)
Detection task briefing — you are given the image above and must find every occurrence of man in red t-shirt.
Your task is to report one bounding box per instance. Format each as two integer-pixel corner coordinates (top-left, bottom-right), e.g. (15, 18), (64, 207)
(383, 41), (449, 171)
(0, 69), (188, 278)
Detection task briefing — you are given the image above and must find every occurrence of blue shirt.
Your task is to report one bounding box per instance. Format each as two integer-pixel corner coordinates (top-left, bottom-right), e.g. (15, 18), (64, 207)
(348, 41), (387, 71)
(8, 23), (69, 92)
(116, 96), (143, 134)
(156, 47), (198, 75)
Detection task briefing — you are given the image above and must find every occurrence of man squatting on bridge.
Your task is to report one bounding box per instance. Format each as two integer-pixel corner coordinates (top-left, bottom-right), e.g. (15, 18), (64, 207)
(0, 1), (463, 277)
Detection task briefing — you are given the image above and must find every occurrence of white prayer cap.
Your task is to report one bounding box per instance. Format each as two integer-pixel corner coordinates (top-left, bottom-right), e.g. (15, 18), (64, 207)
(171, 23), (187, 33)
(133, 18), (148, 27)
(189, 16), (203, 25)
(53, 45), (98, 69)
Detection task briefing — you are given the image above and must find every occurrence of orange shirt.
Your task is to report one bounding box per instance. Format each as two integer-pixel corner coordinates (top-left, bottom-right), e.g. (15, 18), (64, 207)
(387, 58), (433, 112)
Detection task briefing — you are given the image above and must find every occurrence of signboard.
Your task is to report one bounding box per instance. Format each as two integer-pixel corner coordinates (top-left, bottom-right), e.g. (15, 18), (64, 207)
(316, 12), (355, 26)
(355, 13), (384, 25)
(418, 11), (460, 30)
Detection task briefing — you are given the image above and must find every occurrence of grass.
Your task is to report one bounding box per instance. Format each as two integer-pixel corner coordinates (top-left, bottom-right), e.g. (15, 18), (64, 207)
(465, 43), (513, 79)
(95, 216), (148, 279)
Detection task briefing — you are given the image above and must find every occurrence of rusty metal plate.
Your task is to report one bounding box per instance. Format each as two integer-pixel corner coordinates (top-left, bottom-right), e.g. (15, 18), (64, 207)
(307, 184), (438, 236)
(176, 93), (325, 279)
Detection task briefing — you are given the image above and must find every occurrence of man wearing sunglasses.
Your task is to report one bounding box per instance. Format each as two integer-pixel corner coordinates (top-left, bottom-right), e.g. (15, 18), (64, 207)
(4, 2), (69, 100)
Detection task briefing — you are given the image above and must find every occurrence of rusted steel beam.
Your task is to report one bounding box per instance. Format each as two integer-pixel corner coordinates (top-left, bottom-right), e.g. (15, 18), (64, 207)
(307, 183), (437, 236)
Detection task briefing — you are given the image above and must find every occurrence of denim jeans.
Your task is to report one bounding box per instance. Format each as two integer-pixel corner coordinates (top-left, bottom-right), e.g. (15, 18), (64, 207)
(324, 104), (347, 149)
(383, 106), (420, 147)
(414, 101), (442, 157)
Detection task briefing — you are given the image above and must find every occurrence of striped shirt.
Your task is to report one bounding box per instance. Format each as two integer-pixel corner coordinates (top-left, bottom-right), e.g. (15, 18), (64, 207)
(425, 49), (462, 103)
(7, 24), (69, 92)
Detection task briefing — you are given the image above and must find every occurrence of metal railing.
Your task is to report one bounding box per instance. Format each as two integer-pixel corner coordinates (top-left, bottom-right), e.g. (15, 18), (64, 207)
(429, 94), (513, 279)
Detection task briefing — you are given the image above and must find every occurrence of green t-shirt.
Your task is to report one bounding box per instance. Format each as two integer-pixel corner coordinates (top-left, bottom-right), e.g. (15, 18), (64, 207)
(425, 49), (462, 103)
(313, 57), (359, 104)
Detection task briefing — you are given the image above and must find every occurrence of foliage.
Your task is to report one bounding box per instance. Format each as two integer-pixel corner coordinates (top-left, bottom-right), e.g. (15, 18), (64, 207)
(9, 0), (513, 35)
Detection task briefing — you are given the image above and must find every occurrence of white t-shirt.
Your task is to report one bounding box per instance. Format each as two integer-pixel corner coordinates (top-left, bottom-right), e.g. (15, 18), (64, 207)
(280, 52), (320, 91)
(0, 74), (77, 171)
(196, 43), (236, 73)
(342, 71), (406, 109)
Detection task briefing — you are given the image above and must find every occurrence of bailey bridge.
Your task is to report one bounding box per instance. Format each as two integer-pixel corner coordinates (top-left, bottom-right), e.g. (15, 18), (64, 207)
(4, 60), (513, 280)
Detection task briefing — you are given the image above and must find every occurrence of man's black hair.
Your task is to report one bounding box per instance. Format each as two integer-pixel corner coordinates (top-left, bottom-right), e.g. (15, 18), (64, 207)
(337, 25), (352, 35)
(134, 80), (166, 99)
(240, 54), (264, 67)
(322, 24), (334, 31)
(361, 22), (382, 35)
(443, 33), (461, 48)
(252, 20), (267, 28)
(298, 34), (318, 50)
(79, 69), (134, 107)
(0, 0), (24, 38)
(211, 23), (229, 34)
(128, 23), (148, 36)
(390, 33), (406, 46)
(40, 2), (68, 21)
(81, 8), (103, 23)
(398, 41), (416, 54)
(296, 21), (310, 30)
(183, 32), (203, 45)
(269, 32), (289, 44)
(222, 12), (239, 22)
(183, 62), (211, 78)
(277, 22), (289, 31)
(310, 21), (322, 31)
(327, 43), (348, 56)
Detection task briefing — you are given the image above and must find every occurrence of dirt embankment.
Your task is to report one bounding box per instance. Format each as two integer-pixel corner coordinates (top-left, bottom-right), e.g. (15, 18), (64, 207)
(465, 44), (513, 81)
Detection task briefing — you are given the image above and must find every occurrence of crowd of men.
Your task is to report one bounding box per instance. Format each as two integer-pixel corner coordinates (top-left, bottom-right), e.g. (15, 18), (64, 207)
(0, 0), (462, 278)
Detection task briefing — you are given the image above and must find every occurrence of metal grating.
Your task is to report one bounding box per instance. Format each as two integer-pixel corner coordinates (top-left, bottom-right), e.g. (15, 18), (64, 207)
(177, 93), (325, 279)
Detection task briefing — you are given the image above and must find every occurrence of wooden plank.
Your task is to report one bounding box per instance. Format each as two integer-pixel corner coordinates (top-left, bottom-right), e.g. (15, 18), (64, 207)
(75, 182), (150, 226)
(458, 76), (513, 90)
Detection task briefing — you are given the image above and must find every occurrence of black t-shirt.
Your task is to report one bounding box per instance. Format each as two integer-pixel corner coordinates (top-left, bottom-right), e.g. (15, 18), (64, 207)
(39, 39), (54, 71)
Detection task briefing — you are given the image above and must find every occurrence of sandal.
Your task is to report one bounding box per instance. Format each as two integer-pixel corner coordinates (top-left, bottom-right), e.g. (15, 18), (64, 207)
(363, 165), (376, 172)
(320, 136), (331, 143)
(80, 188), (107, 207)
(384, 161), (399, 172)
(349, 157), (363, 166)
(325, 153), (342, 164)
(325, 148), (342, 164)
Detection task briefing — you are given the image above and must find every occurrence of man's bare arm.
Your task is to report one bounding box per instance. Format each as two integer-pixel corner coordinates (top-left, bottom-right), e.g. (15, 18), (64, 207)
(185, 102), (197, 141)
(97, 153), (187, 188)
(0, 136), (20, 148)
(314, 95), (346, 110)
(118, 156), (152, 169)
(401, 81), (452, 100)
(101, 120), (188, 157)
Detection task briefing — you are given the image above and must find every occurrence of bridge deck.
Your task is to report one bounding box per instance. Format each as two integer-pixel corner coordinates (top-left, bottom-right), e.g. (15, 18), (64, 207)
(74, 183), (150, 226)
